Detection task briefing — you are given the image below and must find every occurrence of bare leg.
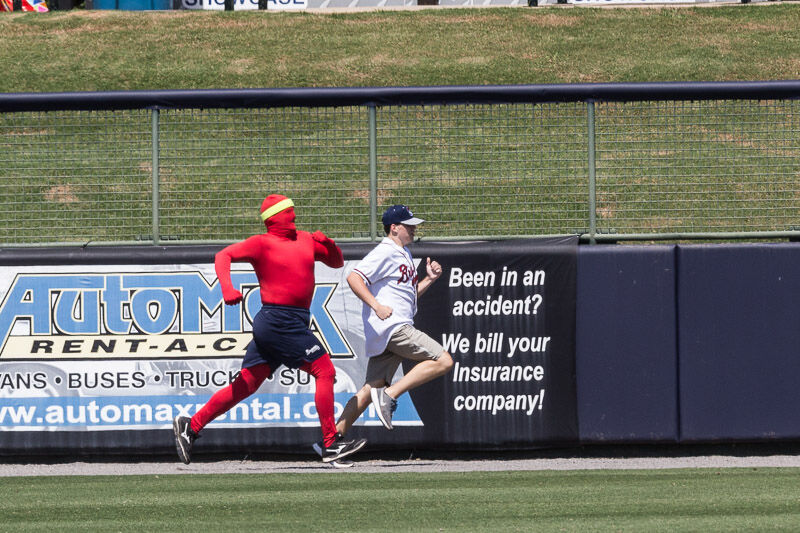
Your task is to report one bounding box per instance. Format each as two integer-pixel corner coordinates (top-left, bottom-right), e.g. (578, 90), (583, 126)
(386, 351), (453, 399)
(335, 351), (454, 435)
(335, 385), (375, 436)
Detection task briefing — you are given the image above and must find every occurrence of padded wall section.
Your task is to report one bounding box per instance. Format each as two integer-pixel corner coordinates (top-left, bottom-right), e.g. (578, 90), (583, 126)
(576, 246), (678, 443)
(678, 244), (800, 441)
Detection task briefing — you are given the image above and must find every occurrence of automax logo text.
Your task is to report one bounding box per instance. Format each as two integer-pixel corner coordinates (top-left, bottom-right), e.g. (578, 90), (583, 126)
(0, 272), (352, 360)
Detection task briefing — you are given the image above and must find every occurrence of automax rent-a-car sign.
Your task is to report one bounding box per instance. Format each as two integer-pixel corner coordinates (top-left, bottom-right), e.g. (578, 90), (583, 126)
(0, 262), (427, 435)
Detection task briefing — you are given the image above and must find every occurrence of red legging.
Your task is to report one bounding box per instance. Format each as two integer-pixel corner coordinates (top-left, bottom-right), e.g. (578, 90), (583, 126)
(190, 354), (338, 447)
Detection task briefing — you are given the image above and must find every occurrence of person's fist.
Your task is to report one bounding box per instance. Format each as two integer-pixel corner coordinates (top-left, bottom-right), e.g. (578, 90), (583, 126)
(426, 257), (443, 280)
(311, 230), (329, 243)
(375, 303), (393, 320)
(222, 288), (243, 305)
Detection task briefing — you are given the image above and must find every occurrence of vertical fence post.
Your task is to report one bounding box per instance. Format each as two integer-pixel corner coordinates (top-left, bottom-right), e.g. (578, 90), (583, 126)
(587, 100), (597, 245)
(152, 108), (160, 246)
(368, 104), (378, 241)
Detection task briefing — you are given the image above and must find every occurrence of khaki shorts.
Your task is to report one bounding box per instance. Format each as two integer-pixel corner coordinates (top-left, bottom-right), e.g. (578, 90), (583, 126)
(364, 324), (445, 387)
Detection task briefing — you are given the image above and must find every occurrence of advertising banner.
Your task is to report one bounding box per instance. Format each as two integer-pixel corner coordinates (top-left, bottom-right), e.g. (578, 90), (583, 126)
(0, 239), (577, 454)
(567, 0), (736, 3)
(405, 238), (578, 447)
(0, 263), (397, 435)
(180, 0), (306, 10)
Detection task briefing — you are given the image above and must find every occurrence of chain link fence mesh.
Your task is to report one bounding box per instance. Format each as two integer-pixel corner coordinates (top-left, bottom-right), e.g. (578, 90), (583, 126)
(376, 103), (589, 239)
(0, 110), (153, 244)
(158, 107), (370, 241)
(0, 94), (798, 245)
(595, 99), (800, 236)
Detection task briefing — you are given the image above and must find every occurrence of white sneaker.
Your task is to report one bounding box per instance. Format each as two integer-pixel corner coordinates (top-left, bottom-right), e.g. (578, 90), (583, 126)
(370, 387), (397, 430)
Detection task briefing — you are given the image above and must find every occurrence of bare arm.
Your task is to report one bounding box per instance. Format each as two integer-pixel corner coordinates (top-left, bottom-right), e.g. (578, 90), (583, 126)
(347, 271), (393, 320)
(416, 257), (442, 298)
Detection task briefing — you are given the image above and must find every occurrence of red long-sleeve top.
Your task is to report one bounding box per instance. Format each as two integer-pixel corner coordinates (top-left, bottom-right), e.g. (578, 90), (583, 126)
(215, 230), (344, 309)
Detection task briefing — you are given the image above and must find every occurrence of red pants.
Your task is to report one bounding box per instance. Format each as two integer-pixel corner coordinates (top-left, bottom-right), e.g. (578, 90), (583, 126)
(190, 354), (338, 447)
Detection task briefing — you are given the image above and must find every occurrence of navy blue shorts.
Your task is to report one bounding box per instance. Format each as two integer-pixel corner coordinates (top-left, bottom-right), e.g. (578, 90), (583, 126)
(242, 304), (326, 371)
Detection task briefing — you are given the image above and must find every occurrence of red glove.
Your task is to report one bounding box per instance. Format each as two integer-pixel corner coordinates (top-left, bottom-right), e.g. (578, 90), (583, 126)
(222, 287), (243, 305)
(311, 230), (331, 244)
(311, 230), (343, 268)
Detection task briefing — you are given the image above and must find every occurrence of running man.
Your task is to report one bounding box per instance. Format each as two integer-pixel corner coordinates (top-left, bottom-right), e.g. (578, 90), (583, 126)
(335, 205), (454, 435)
(172, 194), (366, 465)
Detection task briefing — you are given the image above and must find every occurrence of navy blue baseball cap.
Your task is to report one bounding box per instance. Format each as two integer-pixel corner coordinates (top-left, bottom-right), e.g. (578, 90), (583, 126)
(382, 205), (425, 226)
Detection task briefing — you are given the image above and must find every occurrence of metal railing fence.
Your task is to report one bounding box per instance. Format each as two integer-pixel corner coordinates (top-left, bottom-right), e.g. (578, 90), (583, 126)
(1, 83), (798, 246)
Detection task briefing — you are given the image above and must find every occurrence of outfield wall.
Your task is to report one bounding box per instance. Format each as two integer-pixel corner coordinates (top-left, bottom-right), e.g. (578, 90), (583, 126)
(577, 243), (800, 444)
(0, 241), (798, 456)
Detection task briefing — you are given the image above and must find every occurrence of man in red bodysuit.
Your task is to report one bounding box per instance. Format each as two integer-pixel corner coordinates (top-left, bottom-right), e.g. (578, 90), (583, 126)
(172, 194), (366, 465)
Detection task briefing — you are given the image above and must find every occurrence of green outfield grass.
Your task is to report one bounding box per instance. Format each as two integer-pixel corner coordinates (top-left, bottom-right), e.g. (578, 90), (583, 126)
(0, 6), (799, 92)
(2, 468), (800, 532)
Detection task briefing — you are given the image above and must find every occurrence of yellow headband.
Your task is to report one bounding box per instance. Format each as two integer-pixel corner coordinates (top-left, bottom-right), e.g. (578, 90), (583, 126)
(260, 198), (294, 221)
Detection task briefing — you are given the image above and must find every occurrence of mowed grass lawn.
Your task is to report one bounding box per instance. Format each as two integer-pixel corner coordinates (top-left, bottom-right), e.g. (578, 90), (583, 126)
(2, 468), (800, 532)
(0, 5), (798, 93)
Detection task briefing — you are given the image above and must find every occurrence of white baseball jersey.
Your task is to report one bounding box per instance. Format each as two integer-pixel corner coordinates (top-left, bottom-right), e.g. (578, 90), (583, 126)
(352, 237), (419, 357)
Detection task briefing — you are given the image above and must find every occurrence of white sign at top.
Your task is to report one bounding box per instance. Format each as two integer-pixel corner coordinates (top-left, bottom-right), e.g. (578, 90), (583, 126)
(181, 0), (306, 10)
